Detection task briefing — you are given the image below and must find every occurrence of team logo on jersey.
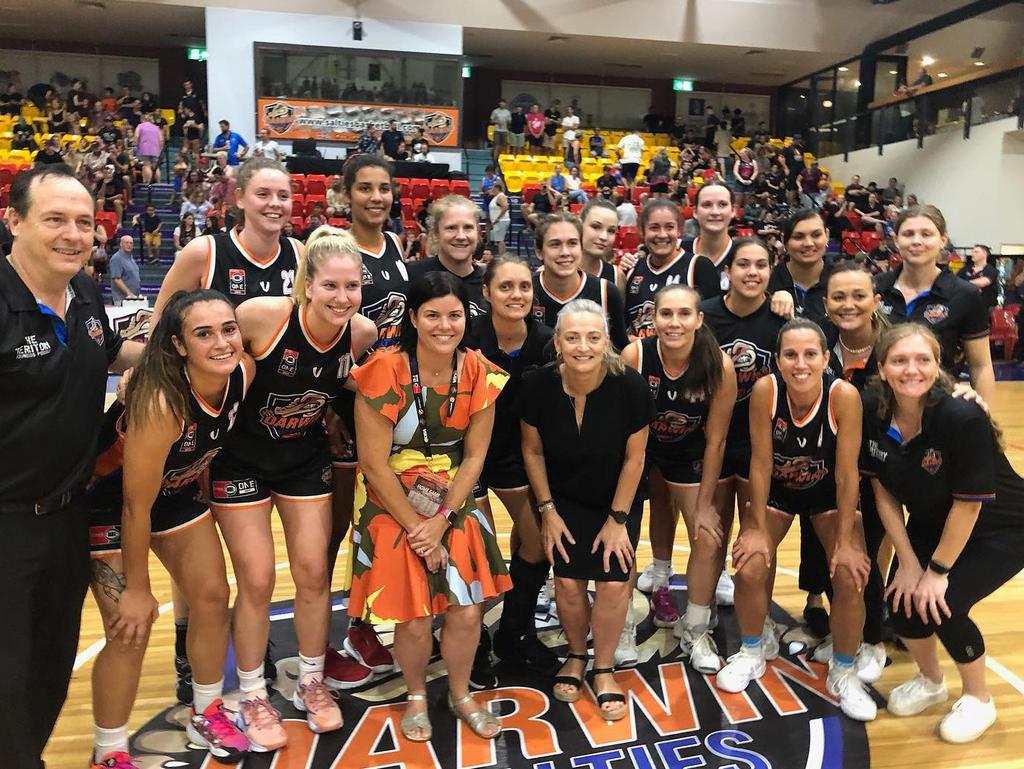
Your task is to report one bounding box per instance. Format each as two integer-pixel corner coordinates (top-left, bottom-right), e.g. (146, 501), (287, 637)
(259, 390), (329, 439)
(532, 303), (546, 322)
(774, 418), (788, 442)
(772, 453), (828, 489)
(211, 477), (259, 499)
(86, 316), (104, 346)
(111, 307), (152, 341)
(629, 274), (643, 294)
(180, 423), (198, 453)
(162, 448), (221, 492)
(651, 410), (703, 441)
(260, 281), (271, 292)
(321, 465), (332, 485)
(647, 375), (661, 398)
(361, 264), (375, 286)
(365, 293), (408, 348)
(879, 302), (893, 316)
(725, 339), (773, 401)
(228, 269), (246, 296)
(632, 301), (656, 336)
(89, 524), (120, 548)
(278, 348), (300, 377)
(337, 352), (354, 381)
(921, 448), (943, 474)
(923, 304), (949, 325)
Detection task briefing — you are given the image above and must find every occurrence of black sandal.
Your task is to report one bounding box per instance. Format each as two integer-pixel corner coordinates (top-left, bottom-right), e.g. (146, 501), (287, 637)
(590, 668), (627, 721)
(553, 652), (589, 703)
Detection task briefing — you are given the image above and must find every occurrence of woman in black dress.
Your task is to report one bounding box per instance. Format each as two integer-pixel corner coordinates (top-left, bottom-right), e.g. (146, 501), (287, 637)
(521, 298), (653, 721)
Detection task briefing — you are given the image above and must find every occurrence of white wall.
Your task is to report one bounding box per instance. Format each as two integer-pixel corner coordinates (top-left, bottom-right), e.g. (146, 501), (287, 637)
(818, 117), (1024, 251)
(205, 7), (463, 170)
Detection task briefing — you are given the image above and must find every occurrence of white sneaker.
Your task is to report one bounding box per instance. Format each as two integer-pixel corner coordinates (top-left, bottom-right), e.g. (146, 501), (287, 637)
(939, 695), (997, 743)
(637, 562), (672, 594)
(680, 626), (721, 674)
(828, 663), (878, 721)
(854, 643), (887, 684)
(715, 570), (735, 606)
(887, 673), (949, 716)
(811, 636), (833, 664)
(762, 618), (783, 660)
(715, 646), (766, 693)
(614, 616), (638, 667)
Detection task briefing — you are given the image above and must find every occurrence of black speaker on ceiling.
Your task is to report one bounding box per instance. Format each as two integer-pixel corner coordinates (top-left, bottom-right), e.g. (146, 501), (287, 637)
(353, 21), (363, 41)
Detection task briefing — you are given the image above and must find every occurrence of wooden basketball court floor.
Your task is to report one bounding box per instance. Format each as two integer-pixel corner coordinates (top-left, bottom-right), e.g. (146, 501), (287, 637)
(44, 383), (1024, 768)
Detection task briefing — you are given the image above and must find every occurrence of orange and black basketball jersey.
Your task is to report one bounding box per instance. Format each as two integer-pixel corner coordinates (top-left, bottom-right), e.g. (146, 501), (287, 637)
(532, 270), (630, 350)
(766, 372), (840, 515)
(358, 230), (409, 350)
(201, 228), (301, 305)
(89, 361), (248, 499)
(624, 250), (720, 339)
(638, 336), (710, 464)
(231, 305), (354, 446)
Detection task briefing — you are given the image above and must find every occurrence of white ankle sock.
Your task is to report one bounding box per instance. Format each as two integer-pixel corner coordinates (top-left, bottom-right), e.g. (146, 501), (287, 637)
(94, 723), (129, 761)
(192, 678), (224, 715)
(238, 664), (267, 700)
(299, 653), (326, 686)
(685, 602), (712, 631)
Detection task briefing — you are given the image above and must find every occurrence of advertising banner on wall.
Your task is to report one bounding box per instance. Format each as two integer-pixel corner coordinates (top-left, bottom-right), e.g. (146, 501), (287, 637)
(258, 97), (460, 146)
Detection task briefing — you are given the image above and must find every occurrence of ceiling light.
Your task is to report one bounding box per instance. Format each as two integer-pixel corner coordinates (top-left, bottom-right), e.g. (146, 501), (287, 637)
(975, 61), (985, 66)
(889, 69), (898, 75)
(799, 94), (806, 99)
(854, 80), (861, 87)
(937, 72), (948, 78)
(922, 55), (935, 66)
(823, 100), (833, 108)
(838, 66), (849, 72)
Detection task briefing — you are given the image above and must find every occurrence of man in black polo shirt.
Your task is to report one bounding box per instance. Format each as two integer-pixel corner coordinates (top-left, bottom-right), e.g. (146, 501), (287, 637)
(380, 119), (405, 160)
(0, 164), (142, 767)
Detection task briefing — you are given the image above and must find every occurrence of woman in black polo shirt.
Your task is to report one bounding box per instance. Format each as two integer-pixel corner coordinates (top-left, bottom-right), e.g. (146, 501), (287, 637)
(874, 205), (993, 403)
(474, 255), (558, 674)
(862, 323), (1024, 743)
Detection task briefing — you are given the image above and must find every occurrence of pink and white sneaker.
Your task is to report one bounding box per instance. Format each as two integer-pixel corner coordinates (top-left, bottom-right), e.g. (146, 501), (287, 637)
(186, 698), (250, 762)
(91, 751), (140, 769)
(293, 678), (344, 733)
(651, 586), (680, 627)
(235, 695), (288, 752)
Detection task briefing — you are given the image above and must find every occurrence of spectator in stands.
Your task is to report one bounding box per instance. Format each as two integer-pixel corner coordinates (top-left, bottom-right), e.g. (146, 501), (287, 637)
(26, 82), (54, 110)
(115, 86), (134, 119)
(751, 121), (770, 148)
(380, 119), (405, 160)
(134, 112), (163, 185)
(108, 235), (141, 305)
(647, 148), (672, 200)
(63, 137), (89, 179)
(181, 105), (204, 153)
(211, 151), (234, 180)
(0, 82), (23, 116)
(180, 186), (214, 231)
(84, 102), (107, 136)
(565, 166), (588, 205)
(326, 174), (345, 218)
(250, 128), (283, 161)
(509, 105), (526, 153)
(958, 244), (999, 310)
(487, 180), (510, 255)
(565, 134), (583, 168)
(614, 192), (637, 227)
(411, 141), (436, 163)
(859, 191), (887, 232)
(99, 87), (116, 115)
(480, 165), (498, 196)
(882, 176), (903, 204)
(797, 160), (825, 209)
(543, 99), (561, 155)
(617, 129), (645, 197)
(1007, 260), (1024, 309)
(845, 174), (868, 211)
(597, 165), (618, 199)
(703, 105), (719, 149)
(909, 66), (934, 92)
(356, 127), (380, 155)
(82, 139), (109, 182)
(132, 203), (163, 263)
(178, 79), (206, 126)
(590, 128), (606, 158)
(211, 119), (247, 165)
(549, 165), (567, 196)
(305, 201), (328, 232)
(34, 136), (64, 166)
(561, 106), (580, 152)
(94, 163), (126, 225)
(203, 213), (225, 236)
(523, 180), (559, 231)
(411, 126), (430, 157)
(110, 138), (135, 205)
(490, 98), (511, 157)
(905, 193), (919, 209)
(46, 96), (71, 135)
(733, 147), (758, 204)
(526, 104), (545, 151)
(11, 116), (36, 152)
(714, 121), (733, 178)
(97, 115), (121, 147)
(730, 108), (746, 137)
(173, 211), (198, 258)
(208, 166), (237, 217)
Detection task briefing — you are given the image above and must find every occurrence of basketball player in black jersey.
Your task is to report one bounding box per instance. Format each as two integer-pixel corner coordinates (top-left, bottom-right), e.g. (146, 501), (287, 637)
(766, 209), (833, 329)
(532, 213), (630, 350)
(623, 200), (720, 340)
(408, 195), (486, 317)
(151, 156), (299, 703)
(718, 319), (876, 724)
(209, 228), (378, 750)
(86, 291), (253, 767)
(698, 239), (786, 634)
(684, 183), (736, 292)
(622, 285), (736, 674)
(580, 199), (626, 292)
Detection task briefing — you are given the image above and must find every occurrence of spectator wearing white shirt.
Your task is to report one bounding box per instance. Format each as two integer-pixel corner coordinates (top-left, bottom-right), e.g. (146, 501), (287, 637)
(561, 106), (580, 150)
(616, 128), (645, 196)
(565, 166), (588, 205)
(249, 129), (283, 161)
(489, 98), (511, 157)
(614, 192), (637, 227)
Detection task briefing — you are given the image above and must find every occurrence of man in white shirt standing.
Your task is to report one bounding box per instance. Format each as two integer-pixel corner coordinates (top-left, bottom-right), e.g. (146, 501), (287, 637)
(249, 129), (283, 161)
(489, 98), (511, 158)
(616, 128), (645, 196)
(560, 106), (580, 152)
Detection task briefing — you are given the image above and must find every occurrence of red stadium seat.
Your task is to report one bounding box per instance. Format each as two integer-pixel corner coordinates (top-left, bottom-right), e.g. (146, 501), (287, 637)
(0, 167), (15, 188)
(394, 177), (410, 198)
(631, 186), (649, 205)
(327, 217), (347, 227)
(305, 176), (328, 196)
(736, 227), (755, 237)
(450, 180), (470, 197)
(681, 206), (694, 220)
(290, 175), (305, 195)
(290, 198), (306, 218)
(305, 194), (327, 208)
(569, 203), (583, 214)
(401, 198), (414, 220)
(990, 308), (1018, 361)
(290, 216), (304, 233)
(687, 188), (698, 204)
(95, 212), (117, 242)
(615, 227), (641, 252)
(429, 180), (450, 199)
(410, 181), (430, 199)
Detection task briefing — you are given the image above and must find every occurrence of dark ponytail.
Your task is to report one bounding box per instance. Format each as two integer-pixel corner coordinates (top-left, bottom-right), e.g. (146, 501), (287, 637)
(653, 284), (723, 400)
(124, 289), (234, 429)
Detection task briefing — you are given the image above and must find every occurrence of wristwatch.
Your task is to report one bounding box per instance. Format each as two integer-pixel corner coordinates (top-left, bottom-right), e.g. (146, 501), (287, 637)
(608, 509), (628, 525)
(438, 506), (457, 526)
(927, 558), (951, 575)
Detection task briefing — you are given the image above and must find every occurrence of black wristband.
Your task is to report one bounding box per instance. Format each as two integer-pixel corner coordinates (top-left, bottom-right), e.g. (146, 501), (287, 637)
(928, 558), (951, 575)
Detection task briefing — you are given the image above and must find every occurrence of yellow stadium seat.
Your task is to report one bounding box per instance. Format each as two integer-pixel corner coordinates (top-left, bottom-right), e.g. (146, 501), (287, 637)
(8, 149), (31, 163)
(161, 108), (176, 127)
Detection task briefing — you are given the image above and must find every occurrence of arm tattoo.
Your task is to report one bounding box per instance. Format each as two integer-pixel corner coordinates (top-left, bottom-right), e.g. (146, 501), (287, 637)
(91, 559), (127, 603)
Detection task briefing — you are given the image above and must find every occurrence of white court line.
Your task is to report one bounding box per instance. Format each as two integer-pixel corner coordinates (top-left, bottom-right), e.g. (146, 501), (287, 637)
(73, 560), (293, 671)
(803, 717), (825, 769)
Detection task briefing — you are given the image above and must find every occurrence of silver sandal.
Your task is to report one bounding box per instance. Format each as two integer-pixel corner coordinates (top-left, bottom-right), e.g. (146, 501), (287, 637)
(401, 693), (432, 742)
(447, 691), (502, 739)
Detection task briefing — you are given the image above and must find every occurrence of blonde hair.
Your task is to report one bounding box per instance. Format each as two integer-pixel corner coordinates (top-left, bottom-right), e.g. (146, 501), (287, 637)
(427, 194), (480, 255)
(293, 225), (362, 306)
(554, 298), (626, 375)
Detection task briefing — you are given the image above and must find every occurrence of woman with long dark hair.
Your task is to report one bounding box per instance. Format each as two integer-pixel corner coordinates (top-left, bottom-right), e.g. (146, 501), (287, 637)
(348, 271), (510, 742)
(86, 290), (252, 766)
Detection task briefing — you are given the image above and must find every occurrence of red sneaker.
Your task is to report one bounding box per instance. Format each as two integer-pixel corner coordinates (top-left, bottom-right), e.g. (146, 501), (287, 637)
(323, 646), (373, 690)
(344, 623), (396, 673)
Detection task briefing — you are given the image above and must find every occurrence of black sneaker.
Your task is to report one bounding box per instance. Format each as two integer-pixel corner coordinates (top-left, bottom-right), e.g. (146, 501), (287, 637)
(264, 640), (277, 687)
(803, 605), (830, 639)
(175, 654), (193, 705)
(494, 630), (561, 677)
(469, 632), (497, 690)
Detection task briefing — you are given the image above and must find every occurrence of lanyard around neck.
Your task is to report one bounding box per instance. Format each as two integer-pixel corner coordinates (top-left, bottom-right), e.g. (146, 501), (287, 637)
(408, 352), (459, 458)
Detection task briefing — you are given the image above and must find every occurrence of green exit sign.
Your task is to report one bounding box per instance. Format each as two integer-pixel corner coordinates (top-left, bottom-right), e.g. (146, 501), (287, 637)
(188, 47), (208, 62)
(673, 79), (694, 92)
(462, 65), (472, 79)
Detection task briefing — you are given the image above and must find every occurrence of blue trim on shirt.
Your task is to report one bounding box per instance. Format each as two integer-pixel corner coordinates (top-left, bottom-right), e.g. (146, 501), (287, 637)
(36, 301), (67, 346)
(904, 290), (932, 317)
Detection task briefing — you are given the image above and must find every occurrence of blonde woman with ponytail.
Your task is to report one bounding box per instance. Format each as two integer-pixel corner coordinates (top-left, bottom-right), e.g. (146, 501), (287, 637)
(207, 226), (377, 750)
